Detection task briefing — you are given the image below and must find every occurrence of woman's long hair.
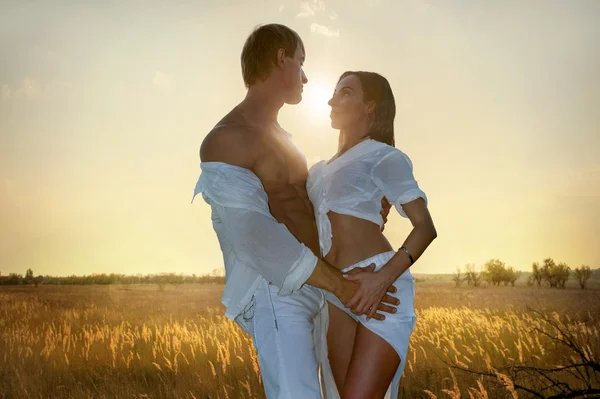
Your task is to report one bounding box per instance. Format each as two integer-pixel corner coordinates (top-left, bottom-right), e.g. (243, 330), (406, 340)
(337, 71), (396, 147)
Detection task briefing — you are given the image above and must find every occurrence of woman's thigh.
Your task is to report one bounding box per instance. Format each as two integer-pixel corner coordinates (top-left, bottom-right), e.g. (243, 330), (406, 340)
(327, 302), (359, 392)
(342, 323), (400, 399)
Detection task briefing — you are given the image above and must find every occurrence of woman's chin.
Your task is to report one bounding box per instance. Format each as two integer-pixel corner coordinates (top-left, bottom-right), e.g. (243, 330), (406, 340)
(329, 116), (341, 130)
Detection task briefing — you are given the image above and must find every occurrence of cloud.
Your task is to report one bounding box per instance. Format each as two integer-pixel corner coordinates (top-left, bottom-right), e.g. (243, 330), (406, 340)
(14, 78), (44, 99)
(296, 0), (325, 18)
(310, 23), (340, 38)
(1, 84), (10, 100)
(152, 71), (174, 91)
(1, 78), (45, 100)
(296, 1), (339, 37)
(1, 78), (72, 101)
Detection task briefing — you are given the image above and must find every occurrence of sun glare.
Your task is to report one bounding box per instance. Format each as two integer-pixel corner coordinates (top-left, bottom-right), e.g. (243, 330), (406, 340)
(305, 83), (332, 123)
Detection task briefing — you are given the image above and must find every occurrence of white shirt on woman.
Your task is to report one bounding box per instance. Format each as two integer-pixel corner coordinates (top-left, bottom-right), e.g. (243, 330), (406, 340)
(307, 139), (427, 261)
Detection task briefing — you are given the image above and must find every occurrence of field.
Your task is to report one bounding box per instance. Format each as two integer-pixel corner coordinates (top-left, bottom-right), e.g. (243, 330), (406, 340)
(1, 282), (599, 398)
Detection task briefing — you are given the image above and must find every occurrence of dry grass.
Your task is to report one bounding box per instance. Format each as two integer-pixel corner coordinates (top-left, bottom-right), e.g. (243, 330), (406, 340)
(0, 283), (598, 398)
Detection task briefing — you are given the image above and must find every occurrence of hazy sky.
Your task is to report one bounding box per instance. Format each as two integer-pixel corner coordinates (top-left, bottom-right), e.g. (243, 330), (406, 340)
(1, 0), (599, 277)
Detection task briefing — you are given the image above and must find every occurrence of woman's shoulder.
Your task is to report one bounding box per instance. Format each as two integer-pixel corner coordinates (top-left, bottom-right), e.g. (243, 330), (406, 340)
(364, 139), (408, 156)
(364, 141), (406, 163)
(308, 159), (327, 174)
(369, 144), (414, 174)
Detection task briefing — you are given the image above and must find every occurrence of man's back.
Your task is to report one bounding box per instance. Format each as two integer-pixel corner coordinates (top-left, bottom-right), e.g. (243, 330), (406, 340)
(200, 105), (320, 257)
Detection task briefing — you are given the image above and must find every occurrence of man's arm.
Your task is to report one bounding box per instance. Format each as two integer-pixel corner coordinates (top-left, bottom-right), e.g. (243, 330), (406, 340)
(200, 126), (398, 316)
(202, 126), (322, 295)
(221, 205), (398, 318)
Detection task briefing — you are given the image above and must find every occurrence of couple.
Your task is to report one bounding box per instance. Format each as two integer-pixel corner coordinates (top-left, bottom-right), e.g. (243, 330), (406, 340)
(192, 24), (437, 399)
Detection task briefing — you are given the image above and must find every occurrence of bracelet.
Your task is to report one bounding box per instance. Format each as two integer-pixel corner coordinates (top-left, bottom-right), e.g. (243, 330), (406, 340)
(399, 246), (414, 265)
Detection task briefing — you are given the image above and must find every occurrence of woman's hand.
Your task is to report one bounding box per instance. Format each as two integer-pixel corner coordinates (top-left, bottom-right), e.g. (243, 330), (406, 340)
(343, 265), (397, 320)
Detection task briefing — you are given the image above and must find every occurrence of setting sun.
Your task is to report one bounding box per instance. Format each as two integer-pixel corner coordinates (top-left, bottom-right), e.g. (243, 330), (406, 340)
(0, 1), (597, 279)
(304, 83), (333, 123)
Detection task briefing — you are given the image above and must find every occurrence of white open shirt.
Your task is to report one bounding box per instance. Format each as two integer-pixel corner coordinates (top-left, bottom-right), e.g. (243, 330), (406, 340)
(307, 139), (428, 260)
(192, 162), (319, 327)
(192, 162), (340, 398)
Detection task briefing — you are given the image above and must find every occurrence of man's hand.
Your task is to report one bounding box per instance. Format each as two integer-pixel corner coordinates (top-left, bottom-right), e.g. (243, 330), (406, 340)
(380, 197), (392, 232)
(337, 264), (399, 321)
(343, 264), (398, 320)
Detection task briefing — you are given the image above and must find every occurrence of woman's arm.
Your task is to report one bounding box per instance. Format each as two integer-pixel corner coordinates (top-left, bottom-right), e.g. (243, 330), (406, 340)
(345, 149), (436, 318)
(381, 197), (437, 281)
(345, 197), (437, 318)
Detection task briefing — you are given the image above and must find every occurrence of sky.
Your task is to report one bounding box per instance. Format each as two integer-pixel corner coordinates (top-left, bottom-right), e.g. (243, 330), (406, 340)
(1, 0), (599, 277)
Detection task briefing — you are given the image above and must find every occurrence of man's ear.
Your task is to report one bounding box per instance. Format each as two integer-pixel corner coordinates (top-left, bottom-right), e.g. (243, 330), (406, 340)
(276, 48), (286, 67)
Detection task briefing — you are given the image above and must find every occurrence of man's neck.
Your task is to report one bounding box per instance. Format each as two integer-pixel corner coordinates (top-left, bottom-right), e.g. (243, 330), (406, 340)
(242, 82), (285, 124)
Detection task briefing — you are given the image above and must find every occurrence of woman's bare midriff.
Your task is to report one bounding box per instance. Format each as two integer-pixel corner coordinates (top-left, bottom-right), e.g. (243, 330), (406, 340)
(324, 211), (394, 271)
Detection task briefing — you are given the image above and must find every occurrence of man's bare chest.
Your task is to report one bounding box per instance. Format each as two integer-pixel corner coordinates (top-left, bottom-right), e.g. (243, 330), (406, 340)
(254, 132), (308, 187)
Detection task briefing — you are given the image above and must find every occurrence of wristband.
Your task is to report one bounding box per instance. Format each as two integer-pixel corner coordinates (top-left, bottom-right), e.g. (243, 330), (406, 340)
(399, 246), (414, 265)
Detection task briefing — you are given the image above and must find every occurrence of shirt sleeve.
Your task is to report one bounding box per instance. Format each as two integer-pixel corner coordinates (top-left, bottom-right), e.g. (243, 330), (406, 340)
(217, 205), (318, 296)
(370, 150), (428, 218)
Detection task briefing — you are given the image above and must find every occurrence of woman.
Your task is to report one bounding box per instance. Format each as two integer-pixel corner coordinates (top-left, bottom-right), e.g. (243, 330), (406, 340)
(307, 71), (437, 398)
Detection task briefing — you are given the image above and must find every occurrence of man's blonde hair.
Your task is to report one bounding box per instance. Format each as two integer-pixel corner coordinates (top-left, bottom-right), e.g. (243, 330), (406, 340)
(241, 24), (305, 88)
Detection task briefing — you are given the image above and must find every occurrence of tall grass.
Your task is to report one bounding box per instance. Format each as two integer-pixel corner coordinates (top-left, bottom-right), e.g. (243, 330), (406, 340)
(0, 283), (598, 398)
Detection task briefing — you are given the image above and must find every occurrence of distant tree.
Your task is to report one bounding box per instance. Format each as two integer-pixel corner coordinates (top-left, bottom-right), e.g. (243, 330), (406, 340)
(503, 267), (521, 286)
(464, 264), (473, 286)
(211, 268), (225, 277)
(453, 267), (464, 287)
(573, 265), (592, 289)
(539, 258), (569, 289)
(510, 270), (522, 287)
(556, 262), (570, 288)
(526, 275), (534, 286)
(531, 262), (543, 287)
(464, 263), (482, 287)
(540, 258), (557, 287)
(33, 275), (43, 288)
(25, 268), (34, 285)
(501, 267), (510, 286)
(483, 259), (507, 286)
(472, 270), (483, 287)
(7, 273), (22, 285)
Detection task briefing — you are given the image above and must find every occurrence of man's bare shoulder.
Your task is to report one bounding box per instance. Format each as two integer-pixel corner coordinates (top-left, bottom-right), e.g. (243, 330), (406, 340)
(200, 117), (260, 169)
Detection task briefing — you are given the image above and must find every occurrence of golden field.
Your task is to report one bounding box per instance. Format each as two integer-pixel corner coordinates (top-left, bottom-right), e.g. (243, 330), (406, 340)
(0, 282), (599, 399)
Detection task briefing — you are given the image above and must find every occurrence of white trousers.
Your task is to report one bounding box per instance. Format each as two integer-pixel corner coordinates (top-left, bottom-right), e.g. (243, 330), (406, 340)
(243, 279), (331, 399)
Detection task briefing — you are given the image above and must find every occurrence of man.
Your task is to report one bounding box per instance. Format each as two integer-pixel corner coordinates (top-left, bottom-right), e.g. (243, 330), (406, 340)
(192, 24), (398, 398)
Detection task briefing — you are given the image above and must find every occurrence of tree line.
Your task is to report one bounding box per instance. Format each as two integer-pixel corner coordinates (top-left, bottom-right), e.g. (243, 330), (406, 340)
(0, 268), (226, 286)
(453, 258), (595, 289)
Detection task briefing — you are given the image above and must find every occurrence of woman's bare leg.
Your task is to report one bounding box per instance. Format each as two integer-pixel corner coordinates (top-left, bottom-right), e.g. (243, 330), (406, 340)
(342, 324), (400, 399)
(327, 302), (359, 392)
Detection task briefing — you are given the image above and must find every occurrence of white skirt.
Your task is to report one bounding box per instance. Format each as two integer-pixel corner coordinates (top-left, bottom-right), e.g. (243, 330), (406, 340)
(326, 250), (417, 399)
